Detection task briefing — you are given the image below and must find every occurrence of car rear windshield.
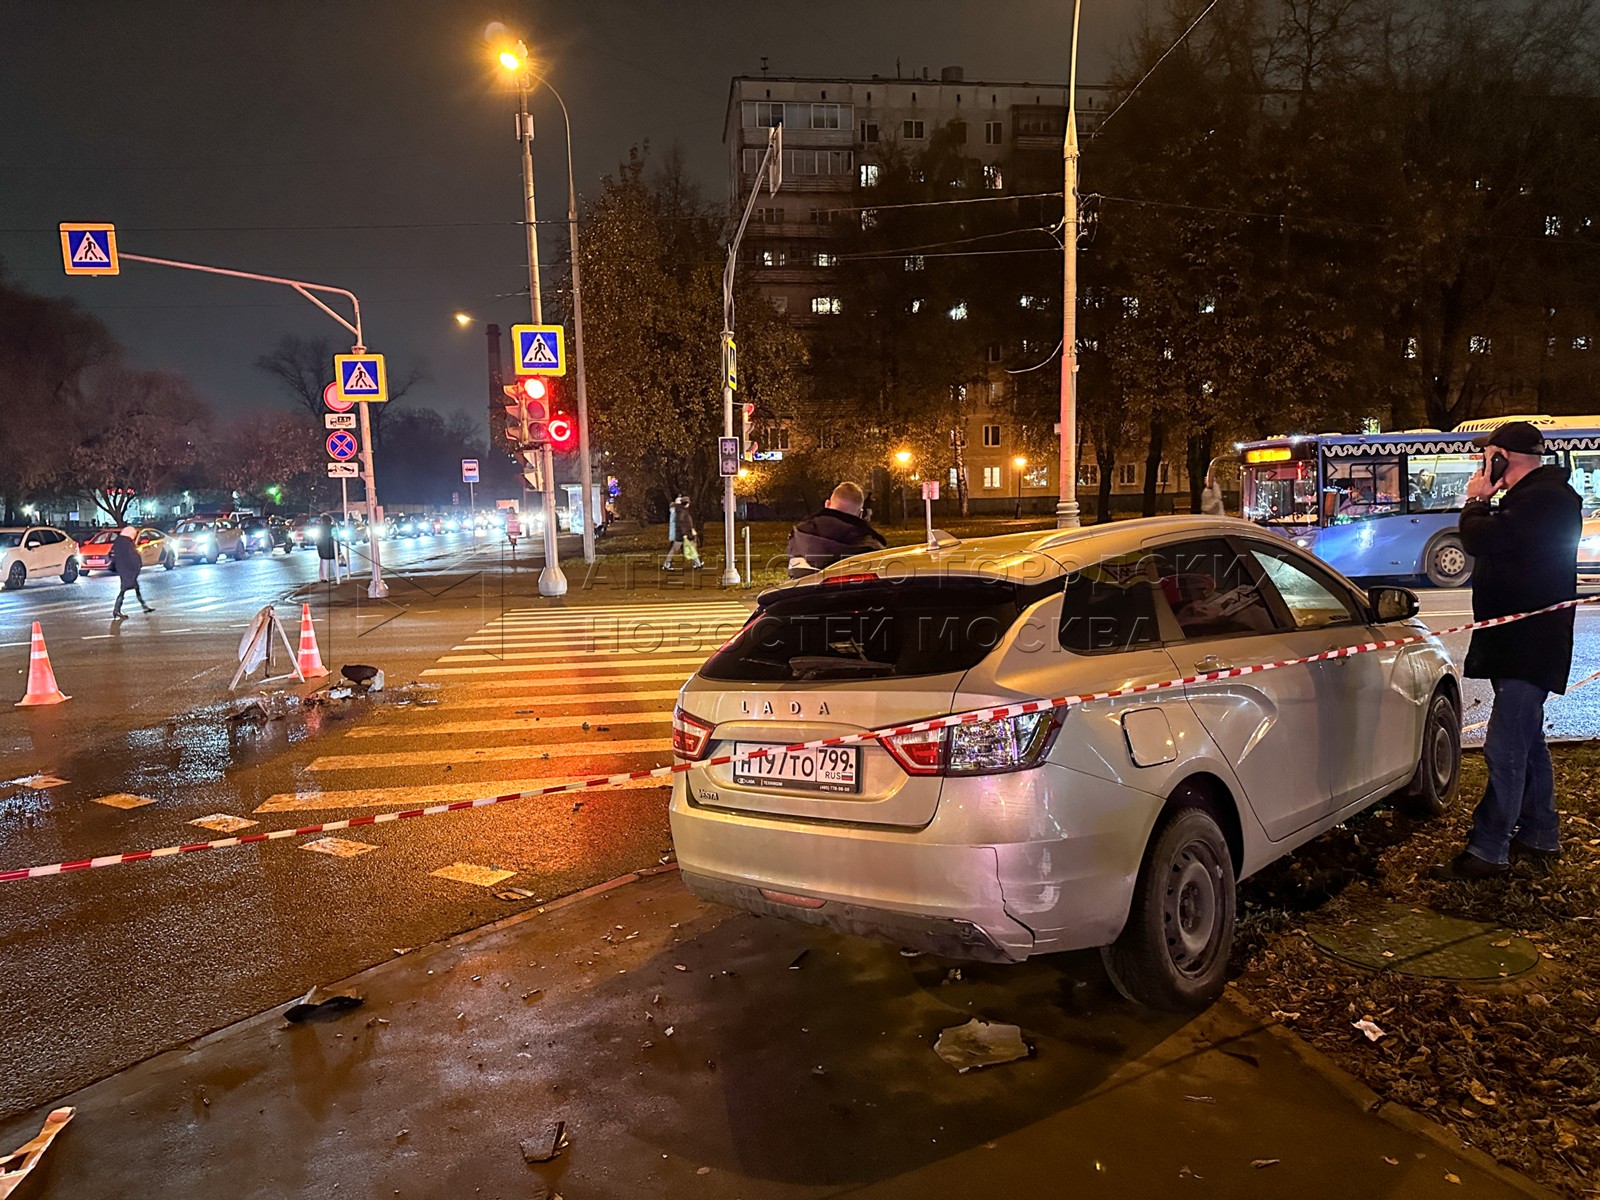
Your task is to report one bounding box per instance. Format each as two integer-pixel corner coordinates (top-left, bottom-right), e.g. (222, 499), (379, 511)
(700, 576), (1050, 682)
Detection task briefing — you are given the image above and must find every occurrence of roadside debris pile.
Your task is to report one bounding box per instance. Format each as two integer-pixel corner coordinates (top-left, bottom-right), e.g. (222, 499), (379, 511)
(1232, 745), (1600, 1200)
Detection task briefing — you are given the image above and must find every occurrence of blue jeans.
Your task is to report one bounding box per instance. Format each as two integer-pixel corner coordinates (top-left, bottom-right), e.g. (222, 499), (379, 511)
(1467, 678), (1561, 864)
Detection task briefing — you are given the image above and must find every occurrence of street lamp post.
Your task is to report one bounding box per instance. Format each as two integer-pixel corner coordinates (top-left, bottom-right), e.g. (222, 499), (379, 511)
(1056, 0), (1084, 529)
(503, 41), (566, 597)
(894, 449), (913, 522)
(1014, 455), (1028, 519)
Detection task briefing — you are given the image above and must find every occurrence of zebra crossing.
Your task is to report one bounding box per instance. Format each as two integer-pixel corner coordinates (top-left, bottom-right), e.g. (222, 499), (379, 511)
(255, 599), (754, 814)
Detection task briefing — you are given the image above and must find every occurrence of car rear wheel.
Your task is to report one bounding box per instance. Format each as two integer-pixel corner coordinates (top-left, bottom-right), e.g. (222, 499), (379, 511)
(1101, 805), (1235, 1012)
(1423, 533), (1472, 588)
(4, 563), (25, 590)
(163, 552), (176, 570)
(61, 559), (78, 584)
(1401, 687), (1461, 818)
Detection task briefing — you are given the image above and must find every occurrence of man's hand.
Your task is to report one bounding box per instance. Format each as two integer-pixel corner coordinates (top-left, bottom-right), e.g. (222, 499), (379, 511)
(1464, 469), (1495, 502)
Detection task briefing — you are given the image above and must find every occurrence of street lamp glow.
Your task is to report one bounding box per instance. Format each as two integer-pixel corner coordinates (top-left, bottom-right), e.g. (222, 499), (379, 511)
(454, 312), (472, 326)
(1014, 456), (1028, 469)
(894, 449), (913, 466)
(498, 49), (522, 71)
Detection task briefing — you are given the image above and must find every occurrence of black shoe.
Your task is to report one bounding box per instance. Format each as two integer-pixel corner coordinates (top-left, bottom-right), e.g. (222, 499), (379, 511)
(1510, 839), (1561, 868)
(141, 605), (155, 613)
(1432, 850), (1509, 881)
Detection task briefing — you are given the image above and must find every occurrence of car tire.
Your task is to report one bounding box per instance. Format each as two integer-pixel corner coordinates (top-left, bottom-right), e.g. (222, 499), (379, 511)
(1101, 805), (1236, 1012)
(164, 552), (176, 570)
(1401, 687), (1461, 819)
(4, 562), (25, 590)
(206, 551), (219, 564)
(1423, 533), (1473, 588)
(61, 559), (78, 584)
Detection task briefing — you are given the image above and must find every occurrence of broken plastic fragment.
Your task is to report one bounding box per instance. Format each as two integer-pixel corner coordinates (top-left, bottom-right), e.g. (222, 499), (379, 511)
(1352, 1018), (1386, 1042)
(0, 1107), (74, 1199)
(285, 986), (364, 1023)
(933, 1018), (1031, 1073)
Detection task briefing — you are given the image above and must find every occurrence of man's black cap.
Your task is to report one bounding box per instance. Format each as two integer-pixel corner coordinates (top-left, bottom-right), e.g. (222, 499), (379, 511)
(1471, 419), (1545, 455)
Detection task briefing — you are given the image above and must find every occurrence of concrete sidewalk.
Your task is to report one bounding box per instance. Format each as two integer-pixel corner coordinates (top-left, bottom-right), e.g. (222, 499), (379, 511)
(1, 869), (1545, 1200)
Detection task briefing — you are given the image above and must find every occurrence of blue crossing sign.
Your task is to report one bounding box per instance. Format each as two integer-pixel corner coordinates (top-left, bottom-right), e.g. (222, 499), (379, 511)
(59, 223), (119, 276)
(511, 324), (566, 376)
(333, 353), (388, 402)
(326, 431), (359, 461)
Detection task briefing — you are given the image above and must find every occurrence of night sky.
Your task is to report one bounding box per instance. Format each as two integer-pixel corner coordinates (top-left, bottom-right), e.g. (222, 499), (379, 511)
(1, 1), (1131, 427)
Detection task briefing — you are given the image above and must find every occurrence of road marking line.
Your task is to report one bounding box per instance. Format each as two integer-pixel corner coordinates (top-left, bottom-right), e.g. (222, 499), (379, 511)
(255, 773), (667, 812)
(308, 738), (667, 771)
(394, 686), (682, 711)
(300, 836), (377, 857)
(92, 793), (156, 809)
(81, 634), (114, 640)
(190, 813), (258, 833)
(345, 711), (670, 737)
(422, 658), (704, 677)
(438, 647), (710, 664)
(495, 603), (751, 616)
(431, 862), (515, 887)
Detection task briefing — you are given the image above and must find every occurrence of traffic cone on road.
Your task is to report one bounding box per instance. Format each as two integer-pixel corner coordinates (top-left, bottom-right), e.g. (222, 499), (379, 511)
(296, 604), (330, 680)
(15, 622), (69, 707)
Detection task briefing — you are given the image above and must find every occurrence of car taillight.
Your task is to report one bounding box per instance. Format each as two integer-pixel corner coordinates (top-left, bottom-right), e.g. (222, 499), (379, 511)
(824, 573), (879, 585)
(672, 706), (714, 761)
(882, 711), (1060, 777)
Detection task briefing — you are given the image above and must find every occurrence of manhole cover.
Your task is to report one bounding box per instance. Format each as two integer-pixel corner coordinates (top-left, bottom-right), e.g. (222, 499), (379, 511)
(1307, 903), (1539, 981)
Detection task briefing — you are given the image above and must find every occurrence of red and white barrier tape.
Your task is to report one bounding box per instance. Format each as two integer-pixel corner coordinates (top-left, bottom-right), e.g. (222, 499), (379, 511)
(5, 594), (1596, 883)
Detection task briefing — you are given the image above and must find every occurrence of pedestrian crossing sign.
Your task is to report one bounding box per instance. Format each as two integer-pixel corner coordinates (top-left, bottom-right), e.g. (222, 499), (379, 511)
(512, 324), (566, 377)
(334, 353), (388, 402)
(59, 223), (119, 276)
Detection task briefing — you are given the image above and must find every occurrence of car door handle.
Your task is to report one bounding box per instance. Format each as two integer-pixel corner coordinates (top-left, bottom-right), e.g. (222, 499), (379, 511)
(1194, 654), (1234, 672)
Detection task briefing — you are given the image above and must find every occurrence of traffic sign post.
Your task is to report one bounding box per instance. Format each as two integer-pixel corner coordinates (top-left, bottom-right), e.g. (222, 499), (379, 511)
(724, 338), (738, 391)
(334, 353), (388, 403)
(326, 431), (358, 461)
(718, 436), (741, 479)
(59, 224), (119, 276)
(511, 324), (566, 376)
(323, 380), (354, 413)
(921, 479), (940, 547)
(324, 412), (356, 430)
(327, 462), (359, 478)
(461, 459), (479, 483)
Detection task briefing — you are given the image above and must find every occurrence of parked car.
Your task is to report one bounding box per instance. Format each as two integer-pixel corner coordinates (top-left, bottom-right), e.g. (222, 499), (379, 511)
(668, 516), (1461, 1012)
(240, 516), (292, 554)
(1, 526), (81, 589)
(79, 527), (175, 573)
(169, 518), (247, 563)
(286, 515), (317, 549)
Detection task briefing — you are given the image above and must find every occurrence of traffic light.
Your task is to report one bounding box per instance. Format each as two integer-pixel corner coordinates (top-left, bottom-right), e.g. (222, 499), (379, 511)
(501, 376), (551, 447)
(741, 402), (756, 457)
(548, 410), (577, 453)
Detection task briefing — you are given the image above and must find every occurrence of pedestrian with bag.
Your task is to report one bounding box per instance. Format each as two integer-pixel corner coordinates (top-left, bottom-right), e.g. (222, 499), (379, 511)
(1436, 420), (1581, 880)
(664, 496), (701, 571)
(110, 525), (154, 619)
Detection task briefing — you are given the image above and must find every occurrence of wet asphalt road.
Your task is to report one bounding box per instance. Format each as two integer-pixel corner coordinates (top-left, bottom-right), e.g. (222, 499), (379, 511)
(3, 561), (1599, 1120)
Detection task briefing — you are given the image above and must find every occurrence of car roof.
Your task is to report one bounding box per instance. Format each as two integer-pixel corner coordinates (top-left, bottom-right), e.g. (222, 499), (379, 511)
(771, 515), (1282, 593)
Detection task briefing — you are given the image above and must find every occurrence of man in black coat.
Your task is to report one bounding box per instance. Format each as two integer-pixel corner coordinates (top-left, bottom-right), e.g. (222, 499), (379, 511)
(1438, 420), (1581, 880)
(110, 525), (154, 618)
(786, 482), (888, 577)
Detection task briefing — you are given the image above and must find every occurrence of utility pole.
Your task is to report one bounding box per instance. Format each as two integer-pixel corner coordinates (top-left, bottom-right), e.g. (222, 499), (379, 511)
(1056, 0), (1084, 529)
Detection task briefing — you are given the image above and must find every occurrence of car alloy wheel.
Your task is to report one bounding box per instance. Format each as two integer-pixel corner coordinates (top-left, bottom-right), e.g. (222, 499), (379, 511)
(1402, 688), (1461, 818)
(4, 562), (24, 590)
(61, 559), (78, 583)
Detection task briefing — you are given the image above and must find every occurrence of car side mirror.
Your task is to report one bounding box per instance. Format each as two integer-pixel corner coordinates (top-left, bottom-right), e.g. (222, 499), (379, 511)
(1368, 584), (1420, 623)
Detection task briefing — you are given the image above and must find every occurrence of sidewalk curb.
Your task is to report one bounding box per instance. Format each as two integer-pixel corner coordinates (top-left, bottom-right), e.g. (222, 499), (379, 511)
(176, 861), (682, 1061)
(1225, 987), (1559, 1200)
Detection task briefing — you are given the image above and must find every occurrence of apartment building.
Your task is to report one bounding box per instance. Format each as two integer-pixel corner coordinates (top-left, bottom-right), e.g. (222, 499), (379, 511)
(723, 68), (1192, 513)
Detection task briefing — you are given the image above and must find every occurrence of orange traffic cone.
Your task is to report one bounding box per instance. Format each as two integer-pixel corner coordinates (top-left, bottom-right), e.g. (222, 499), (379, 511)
(15, 622), (69, 707)
(296, 604), (330, 680)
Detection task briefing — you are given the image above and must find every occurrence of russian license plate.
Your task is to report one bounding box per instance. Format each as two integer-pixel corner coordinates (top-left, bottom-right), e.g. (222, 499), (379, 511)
(733, 743), (861, 794)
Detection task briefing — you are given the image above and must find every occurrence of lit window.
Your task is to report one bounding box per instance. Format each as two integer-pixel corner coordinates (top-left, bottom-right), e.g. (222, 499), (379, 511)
(1469, 335), (1491, 354)
(982, 424), (1001, 448)
(1019, 294), (1039, 309)
(1546, 215), (1562, 237)
(948, 467), (960, 486)
(1405, 337), (1418, 359)
(811, 296), (841, 316)
(985, 121), (1002, 145)
(757, 249), (786, 267)
(948, 301), (968, 321)
(1160, 347), (1174, 361)
(904, 255), (925, 271)
(861, 209), (878, 230)
(1198, 296), (1217, 314)
(903, 120), (926, 139)
(1576, 336), (1594, 351)
(859, 163), (880, 188)
(1024, 467), (1049, 488)
(983, 164), (1003, 190)
(1122, 296), (1140, 317)
(813, 252), (837, 267)
(1079, 337), (1100, 352)
(982, 466), (1002, 489)
(908, 298), (924, 314)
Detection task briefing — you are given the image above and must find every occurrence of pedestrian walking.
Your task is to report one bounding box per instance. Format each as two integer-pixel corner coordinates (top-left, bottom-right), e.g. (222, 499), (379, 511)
(663, 496), (701, 571)
(786, 482), (888, 577)
(316, 514), (339, 583)
(1436, 420), (1581, 881)
(110, 525), (154, 618)
(1199, 468), (1226, 517)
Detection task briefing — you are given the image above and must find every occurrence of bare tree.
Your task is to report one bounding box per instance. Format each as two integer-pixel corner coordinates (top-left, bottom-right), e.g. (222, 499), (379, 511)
(254, 334), (426, 441)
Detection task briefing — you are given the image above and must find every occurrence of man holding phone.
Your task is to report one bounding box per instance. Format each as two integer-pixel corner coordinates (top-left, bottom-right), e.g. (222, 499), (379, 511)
(1438, 420), (1582, 880)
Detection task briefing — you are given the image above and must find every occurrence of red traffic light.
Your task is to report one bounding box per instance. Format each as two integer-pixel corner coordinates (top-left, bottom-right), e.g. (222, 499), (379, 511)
(548, 413), (577, 453)
(518, 377), (549, 402)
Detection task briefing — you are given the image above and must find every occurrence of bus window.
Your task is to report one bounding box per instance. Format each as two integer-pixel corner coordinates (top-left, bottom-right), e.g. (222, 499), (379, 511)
(1241, 461), (1318, 525)
(1570, 451), (1600, 516)
(1324, 457), (1401, 523)
(1407, 453), (1478, 512)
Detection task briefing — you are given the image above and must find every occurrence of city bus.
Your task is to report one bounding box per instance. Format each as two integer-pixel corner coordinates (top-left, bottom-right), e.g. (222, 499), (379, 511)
(1237, 415), (1600, 586)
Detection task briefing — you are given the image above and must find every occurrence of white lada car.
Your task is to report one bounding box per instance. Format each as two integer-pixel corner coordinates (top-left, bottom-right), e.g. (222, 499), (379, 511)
(669, 516), (1460, 1011)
